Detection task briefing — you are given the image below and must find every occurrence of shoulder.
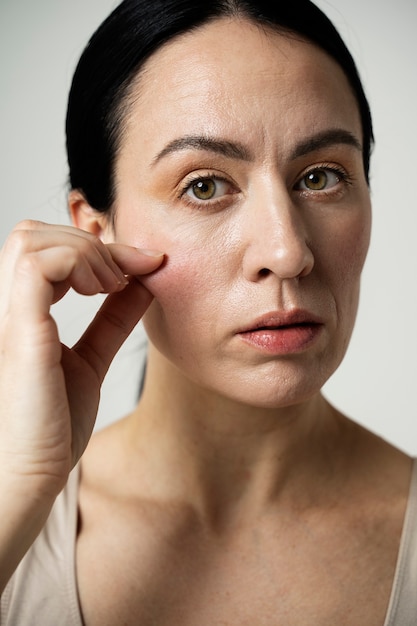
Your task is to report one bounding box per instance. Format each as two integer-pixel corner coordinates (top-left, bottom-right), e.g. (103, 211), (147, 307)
(384, 458), (417, 626)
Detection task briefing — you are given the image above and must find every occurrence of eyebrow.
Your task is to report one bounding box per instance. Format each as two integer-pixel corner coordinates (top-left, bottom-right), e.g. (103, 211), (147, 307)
(152, 136), (252, 165)
(289, 128), (362, 160)
(152, 128), (362, 166)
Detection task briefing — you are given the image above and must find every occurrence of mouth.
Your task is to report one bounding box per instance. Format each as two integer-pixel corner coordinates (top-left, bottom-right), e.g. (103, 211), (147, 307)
(237, 310), (324, 354)
(249, 321), (315, 331)
(239, 310), (323, 334)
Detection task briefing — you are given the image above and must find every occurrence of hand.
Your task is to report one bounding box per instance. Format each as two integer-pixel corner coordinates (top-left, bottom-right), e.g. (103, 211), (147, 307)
(0, 220), (164, 500)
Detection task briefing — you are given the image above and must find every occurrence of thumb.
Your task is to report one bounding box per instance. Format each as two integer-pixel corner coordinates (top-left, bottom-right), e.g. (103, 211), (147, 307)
(73, 277), (153, 383)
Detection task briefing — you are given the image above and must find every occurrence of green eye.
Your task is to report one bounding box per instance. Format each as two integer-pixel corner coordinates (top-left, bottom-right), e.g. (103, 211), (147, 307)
(190, 178), (217, 200)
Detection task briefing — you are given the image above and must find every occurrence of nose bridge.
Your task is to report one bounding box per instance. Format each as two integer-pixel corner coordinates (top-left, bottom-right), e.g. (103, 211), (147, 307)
(242, 182), (314, 281)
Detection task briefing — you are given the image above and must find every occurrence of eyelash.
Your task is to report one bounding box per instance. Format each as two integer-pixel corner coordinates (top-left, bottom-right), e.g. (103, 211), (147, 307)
(295, 164), (354, 197)
(179, 164), (354, 210)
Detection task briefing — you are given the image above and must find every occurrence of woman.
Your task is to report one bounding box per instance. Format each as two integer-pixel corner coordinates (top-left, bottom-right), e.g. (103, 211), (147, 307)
(0, 0), (415, 624)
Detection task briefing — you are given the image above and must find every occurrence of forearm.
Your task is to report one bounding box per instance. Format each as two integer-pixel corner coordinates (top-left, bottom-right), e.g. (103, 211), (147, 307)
(0, 480), (56, 594)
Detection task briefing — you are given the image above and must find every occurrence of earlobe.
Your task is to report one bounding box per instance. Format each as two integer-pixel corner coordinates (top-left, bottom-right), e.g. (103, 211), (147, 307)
(68, 189), (110, 239)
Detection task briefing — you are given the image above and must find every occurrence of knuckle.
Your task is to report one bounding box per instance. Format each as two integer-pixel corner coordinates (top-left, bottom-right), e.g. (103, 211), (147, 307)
(78, 234), (97, 254)
(3, 227), (34, 256)
(14, 219), (44, 232)
(72, 224), (98, 246)
(77, 233), (107, 264)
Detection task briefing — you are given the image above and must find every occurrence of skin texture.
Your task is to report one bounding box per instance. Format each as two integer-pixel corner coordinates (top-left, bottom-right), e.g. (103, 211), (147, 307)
(95, 19), (371, 409)
(1, 16), (410, 626)
(70, 18), (411, 626)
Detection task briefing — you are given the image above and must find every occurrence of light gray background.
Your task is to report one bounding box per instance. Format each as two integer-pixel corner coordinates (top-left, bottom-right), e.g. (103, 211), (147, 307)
(1, 0), (416, 453)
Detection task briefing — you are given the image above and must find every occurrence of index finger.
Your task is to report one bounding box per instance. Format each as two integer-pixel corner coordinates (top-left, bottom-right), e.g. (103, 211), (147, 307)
(105, 244), (165, 276)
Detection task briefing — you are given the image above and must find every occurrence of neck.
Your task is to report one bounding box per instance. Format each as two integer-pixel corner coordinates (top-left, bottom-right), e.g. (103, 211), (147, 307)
(124, 347), (355, 529)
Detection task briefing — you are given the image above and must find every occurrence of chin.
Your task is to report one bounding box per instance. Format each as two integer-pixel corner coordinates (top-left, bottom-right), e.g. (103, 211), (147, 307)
(199, 365), (331, 411)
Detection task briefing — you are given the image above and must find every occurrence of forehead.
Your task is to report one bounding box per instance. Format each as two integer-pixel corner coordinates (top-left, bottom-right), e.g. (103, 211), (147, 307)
(121, 17), (361, 158)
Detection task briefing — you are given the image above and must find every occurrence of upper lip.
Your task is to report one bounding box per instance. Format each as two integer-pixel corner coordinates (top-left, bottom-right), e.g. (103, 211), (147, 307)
(238, 309), (324, 333)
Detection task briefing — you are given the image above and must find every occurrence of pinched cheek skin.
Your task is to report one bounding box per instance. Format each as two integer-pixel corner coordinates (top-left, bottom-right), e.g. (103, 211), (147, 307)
(140, 247), (214, 309)
(140, 248), (223, 357)
(137, 219), (235, 305)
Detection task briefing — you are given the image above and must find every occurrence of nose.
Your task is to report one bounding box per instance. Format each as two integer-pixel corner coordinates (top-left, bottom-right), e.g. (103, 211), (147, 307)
(241, 189), (314, 282)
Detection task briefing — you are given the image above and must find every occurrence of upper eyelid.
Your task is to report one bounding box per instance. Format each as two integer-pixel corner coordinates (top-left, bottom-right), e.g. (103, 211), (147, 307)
(180, 172), (235, 195)
(294, 163), (349, 182)
(297, 162), (348, 175)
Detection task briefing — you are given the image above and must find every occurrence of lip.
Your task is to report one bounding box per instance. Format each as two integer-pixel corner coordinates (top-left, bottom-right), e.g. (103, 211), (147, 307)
(237, 309), (324, 355)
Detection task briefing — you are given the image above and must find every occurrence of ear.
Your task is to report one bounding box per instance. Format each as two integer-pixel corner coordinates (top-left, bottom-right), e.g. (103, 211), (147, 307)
(68, 189), (112, 241)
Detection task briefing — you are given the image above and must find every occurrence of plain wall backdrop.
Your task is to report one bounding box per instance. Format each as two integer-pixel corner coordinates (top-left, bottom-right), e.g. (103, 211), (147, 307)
(1, 0), (416, 453)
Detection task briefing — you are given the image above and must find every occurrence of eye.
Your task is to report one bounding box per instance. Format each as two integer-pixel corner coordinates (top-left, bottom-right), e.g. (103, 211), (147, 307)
(296, 167), (344, 192)
(180, 174), (239, 209)
(185, 176), (230, 201)
(188, 178), (217, 200)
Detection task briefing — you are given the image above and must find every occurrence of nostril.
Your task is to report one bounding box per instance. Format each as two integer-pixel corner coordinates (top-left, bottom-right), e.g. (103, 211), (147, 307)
(259, 268), (271, 277)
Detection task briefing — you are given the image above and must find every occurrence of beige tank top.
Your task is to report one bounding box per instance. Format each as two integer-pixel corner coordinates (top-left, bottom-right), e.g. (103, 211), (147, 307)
(2, 460), (417, 625)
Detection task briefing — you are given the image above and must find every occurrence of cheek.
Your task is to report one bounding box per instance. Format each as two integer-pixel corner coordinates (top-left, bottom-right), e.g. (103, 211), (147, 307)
(139, 236), (230, 354)
(144, 252), (205, 309)
(141, 223), (227, 304)
(115, 207), (218, 297)
(313, 192), (371, 289)
(141, 261), (211, 364)
(113, 202), (239, 354)
(327, 207), (371, 339)
(335, 210), (371, 288)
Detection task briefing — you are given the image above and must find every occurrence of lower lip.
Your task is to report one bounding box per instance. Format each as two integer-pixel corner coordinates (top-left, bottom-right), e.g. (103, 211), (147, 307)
(238, 324), (323, 355)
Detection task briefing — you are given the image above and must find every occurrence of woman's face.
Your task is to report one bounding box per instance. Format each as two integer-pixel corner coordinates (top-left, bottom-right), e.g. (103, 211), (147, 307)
(108, 18), (371, 408)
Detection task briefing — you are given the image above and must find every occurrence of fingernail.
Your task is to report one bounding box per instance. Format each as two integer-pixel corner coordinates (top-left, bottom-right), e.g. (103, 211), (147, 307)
(136, 248), (164, 257)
